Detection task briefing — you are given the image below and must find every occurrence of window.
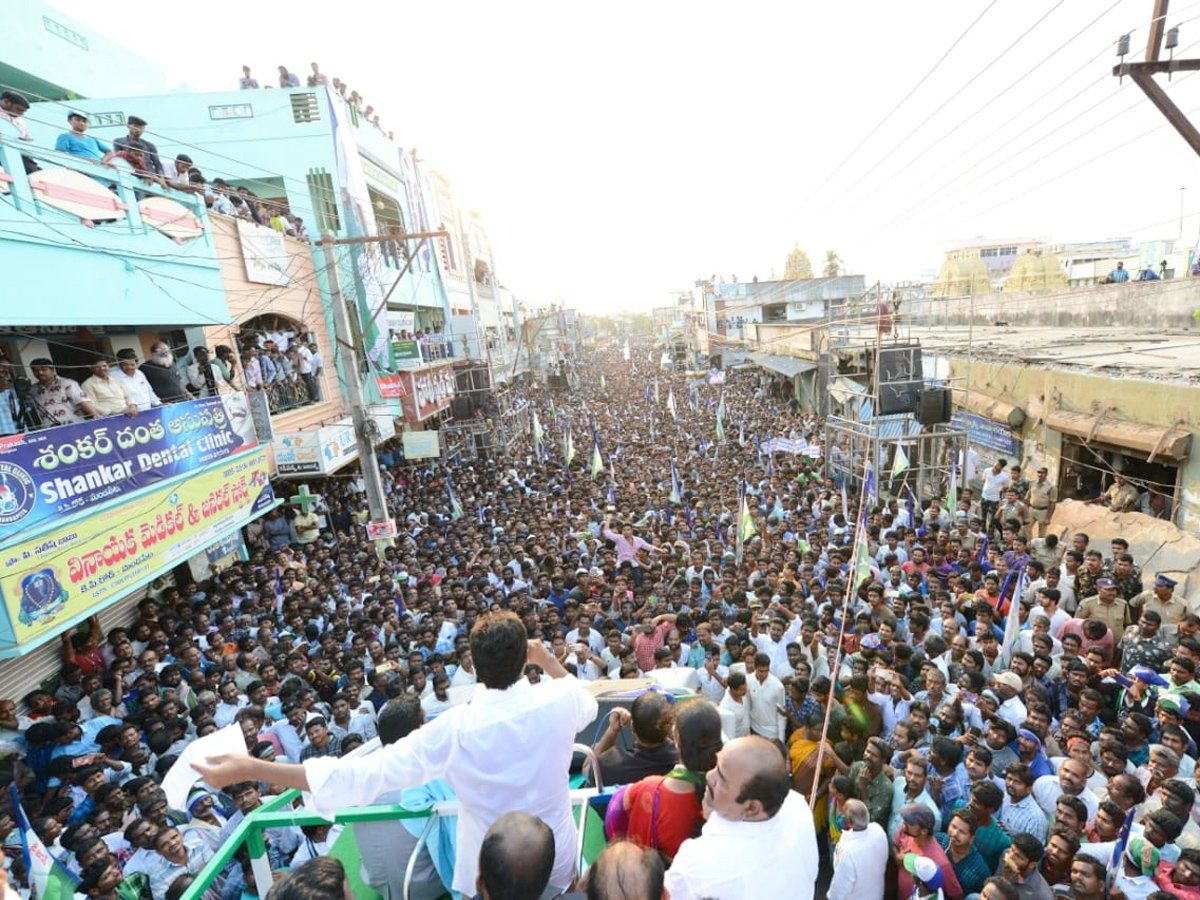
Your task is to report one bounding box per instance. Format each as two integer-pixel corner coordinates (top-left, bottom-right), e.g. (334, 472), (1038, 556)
(89, 112), (125, 127)
(43, 16), (88, 50)
(306, 169), (340, 233)
(209, 104), (254, 120)
(1000, 246), (1018, 256)
(290, 93), (320, 124)
(980, 248), (998, 258)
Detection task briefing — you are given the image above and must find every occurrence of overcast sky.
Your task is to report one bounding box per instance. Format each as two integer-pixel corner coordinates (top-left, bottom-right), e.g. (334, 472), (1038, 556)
(50, 0), (1200, 312)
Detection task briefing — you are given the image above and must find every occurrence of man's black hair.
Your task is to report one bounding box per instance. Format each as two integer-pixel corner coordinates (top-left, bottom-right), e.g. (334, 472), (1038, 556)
(377, 696), (423, 746)
(469, 611), (528, 690)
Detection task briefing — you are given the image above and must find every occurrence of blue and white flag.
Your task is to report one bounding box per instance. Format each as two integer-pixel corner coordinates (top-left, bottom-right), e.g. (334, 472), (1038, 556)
(11, 784), (79, 900)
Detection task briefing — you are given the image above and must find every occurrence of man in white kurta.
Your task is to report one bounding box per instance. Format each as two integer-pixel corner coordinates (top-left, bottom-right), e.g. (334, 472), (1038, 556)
(664, 736), (819, 900)
(194, 613), (599, 897)
(827, 799), (889, 900)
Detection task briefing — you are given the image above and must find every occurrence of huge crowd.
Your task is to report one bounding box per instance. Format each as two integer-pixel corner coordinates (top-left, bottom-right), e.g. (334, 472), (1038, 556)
(0, 344), (1196, 900)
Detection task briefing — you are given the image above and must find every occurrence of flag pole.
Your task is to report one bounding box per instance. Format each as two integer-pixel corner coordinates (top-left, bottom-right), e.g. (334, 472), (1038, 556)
(808, 453), (873, 808)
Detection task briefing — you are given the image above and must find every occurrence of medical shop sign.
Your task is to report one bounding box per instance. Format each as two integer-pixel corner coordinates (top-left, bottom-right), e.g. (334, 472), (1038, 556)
(0, 448), (274, 644)
(399, 363), (456, 422)
(0, 397), (256, 547)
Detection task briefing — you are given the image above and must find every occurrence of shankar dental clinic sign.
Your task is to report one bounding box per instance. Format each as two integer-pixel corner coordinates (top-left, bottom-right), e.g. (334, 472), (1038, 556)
(0, 397), (255, 547)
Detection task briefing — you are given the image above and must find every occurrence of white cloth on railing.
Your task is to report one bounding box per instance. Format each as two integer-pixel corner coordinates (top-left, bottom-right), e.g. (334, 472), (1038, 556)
(302, 675), (598, 895)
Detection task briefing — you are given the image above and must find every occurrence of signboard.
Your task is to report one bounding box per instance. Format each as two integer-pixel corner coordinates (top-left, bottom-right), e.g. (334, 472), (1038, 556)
(187, 531), (245, 581)
(366, 519), (398, 541)
(273, 422), (356, 476)
(0, 397), (257, 547)
(271, 416), (392, 476)
(402, 429), (441, 460)
(376, 375), (408, 399)
(0, 448), (274, 644)
(236, 219), (290, 286)
(391, 339), (420, 361)
(399, 364), (456, 423)
(247, 390), (274, 443)
(951, 410), (1019, 457)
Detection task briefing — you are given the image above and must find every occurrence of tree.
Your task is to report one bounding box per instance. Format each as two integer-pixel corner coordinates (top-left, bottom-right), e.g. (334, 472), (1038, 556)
(783, 245), (813, 280)
(824, 250), (841, 278)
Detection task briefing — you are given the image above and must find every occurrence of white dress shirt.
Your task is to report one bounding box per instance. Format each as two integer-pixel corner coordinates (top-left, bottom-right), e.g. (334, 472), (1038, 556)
(746, 672), (786, 740)
(751, 618), (803, 677)
(665, 790), (819, 900)
(303, 675), (598, 896)
(719, 689), (751, 738)
(112, 367), (161, 410)
(827, 822), (889, 900)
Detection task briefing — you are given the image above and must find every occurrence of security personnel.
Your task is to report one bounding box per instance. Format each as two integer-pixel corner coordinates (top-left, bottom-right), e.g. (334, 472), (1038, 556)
(1024, 467), (1056, 538)
(1130, 574), (1188, 632)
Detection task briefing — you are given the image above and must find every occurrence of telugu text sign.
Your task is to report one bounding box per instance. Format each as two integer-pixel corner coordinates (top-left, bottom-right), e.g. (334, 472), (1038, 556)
(0, 397), (256, 547)
(0, 448), (275, 644)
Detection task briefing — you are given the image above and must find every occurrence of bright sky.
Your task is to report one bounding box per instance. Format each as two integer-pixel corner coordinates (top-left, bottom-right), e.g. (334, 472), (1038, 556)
(48, 0), (1200, 312)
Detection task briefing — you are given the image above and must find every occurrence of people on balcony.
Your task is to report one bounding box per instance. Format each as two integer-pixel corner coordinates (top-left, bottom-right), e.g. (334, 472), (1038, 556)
(113, 117), (163, 178)
(113, 350), (163, 412)
(239, 66), (260, 90)
(82, 358), (139, 419)
(140, 341), (193, 403)
(306, 63), (328, 87)
(29, 358), (99, 425)
(54, 111), (116, 168)
(278, 66), (301, 88)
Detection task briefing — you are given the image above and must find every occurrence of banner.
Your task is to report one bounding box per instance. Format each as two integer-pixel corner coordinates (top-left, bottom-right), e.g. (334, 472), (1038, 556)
(402, 430), (441, 460)
(0, 397), (257, 547)
(376, 374), (408, 399)
(236, 220), (290, 286)
(391, 339), (421, 361)
(0, 448), (274, 645)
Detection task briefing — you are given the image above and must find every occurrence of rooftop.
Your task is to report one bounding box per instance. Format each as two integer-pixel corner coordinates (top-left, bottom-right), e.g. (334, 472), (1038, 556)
(905, 324), (1200, 383)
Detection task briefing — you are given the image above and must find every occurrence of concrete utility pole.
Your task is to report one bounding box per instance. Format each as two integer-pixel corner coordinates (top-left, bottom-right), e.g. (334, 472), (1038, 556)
(1115, 0), (1200, 156)
(319, 232), (392, 553)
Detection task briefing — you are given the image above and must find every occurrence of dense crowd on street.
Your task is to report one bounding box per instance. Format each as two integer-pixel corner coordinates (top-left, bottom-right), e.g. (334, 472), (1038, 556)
(0, 343), (1196, 900)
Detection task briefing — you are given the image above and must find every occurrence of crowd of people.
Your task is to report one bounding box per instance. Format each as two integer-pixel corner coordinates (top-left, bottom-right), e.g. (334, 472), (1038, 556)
(0, 344), (1196, 900)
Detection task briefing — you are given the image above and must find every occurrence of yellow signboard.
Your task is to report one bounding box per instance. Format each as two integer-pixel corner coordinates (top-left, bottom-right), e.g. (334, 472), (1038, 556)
(0, 448), (275, 644)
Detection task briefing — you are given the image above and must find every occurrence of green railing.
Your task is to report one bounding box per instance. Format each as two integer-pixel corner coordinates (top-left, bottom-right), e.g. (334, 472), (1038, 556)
(182, 768), (607, 900)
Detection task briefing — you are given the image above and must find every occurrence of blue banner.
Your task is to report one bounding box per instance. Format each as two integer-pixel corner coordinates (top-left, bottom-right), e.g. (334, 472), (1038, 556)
(0, 396), (257, 546)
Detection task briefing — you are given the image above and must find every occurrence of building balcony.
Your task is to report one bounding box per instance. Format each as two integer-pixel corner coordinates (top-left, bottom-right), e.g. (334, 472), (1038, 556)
(0, 135), (227, 327)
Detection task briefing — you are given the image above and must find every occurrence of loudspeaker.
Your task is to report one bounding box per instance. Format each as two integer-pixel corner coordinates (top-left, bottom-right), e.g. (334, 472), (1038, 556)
(451, 396), (475, 420)
(878, 344), (923, 383)
(548, 374), (569, 390)
(878, 379), (922, 415)
(918, 387), (952, 425)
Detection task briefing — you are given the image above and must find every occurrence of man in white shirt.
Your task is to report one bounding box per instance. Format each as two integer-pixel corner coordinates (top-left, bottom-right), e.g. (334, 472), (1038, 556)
(665, 736), (819, 899)
(112, 350), (161, 411)
(981, 458), (1011, 532)
(719, 672), (751, 738)
(193, 611), (599, 897)
(750, 613), (802, 678)
(746, 654), (786, 743)
(827, 799), (888, 900)
(993, 671), (1028, 728)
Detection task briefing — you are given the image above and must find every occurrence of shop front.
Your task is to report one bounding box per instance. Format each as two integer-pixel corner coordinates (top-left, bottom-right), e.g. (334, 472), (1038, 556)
(398, 362), (457, 427)
(0, 445), (277, 660)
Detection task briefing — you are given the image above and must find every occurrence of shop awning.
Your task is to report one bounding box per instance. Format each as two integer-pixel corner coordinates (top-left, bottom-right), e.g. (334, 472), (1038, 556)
(1047, 409), (1191, 462)
(829, 376), (868, 397)
(953, 387), (1026, 428)
(750, 353), (816, 378)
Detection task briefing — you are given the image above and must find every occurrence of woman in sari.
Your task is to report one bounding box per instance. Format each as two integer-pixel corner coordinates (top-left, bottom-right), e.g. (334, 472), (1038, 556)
(787, 715), (850, 831)
(621, 699), (723, 863)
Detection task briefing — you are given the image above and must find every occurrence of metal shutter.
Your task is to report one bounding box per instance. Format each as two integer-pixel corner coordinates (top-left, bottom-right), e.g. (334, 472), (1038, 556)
(0, 585), (160, 708)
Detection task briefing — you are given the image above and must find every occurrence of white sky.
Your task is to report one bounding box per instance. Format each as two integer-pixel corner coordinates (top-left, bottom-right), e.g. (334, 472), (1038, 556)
(48, 0), (1200, 312)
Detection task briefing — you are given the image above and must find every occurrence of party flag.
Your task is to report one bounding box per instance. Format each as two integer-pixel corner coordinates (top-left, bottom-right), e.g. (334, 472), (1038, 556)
(892, 444), (910, 478)
(715, 393), (726, 442)
(670, 461), (683, 505)
(947, 458), (958, 514)
(667, 388), (677, 422)
(10, 784), (79, 900)
(446, 475), (464, 520)
(623, 340), (631, 362)
(532, 411), (544, 454)
(590, 441), (604, 479)
(1001, 569), (1029, 666)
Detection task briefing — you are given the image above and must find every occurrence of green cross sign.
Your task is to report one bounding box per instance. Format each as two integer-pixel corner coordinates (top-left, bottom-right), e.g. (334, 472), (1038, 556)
(289, 484), (320, 513)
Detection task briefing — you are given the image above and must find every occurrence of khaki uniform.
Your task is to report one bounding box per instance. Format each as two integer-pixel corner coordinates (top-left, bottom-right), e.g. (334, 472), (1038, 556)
(1129, 589), (1189, 630)
(1077, 594), (1131, 642)
(1025, 480), (1056, 537)
(1103, 481), (1139, 512)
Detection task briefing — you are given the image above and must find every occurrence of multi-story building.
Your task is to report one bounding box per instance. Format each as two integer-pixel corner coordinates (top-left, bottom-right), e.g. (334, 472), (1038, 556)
(0, 0), (523, 694)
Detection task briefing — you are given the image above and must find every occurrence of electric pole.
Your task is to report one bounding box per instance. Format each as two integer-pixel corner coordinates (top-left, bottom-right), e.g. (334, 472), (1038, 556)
(1115, 1), (1200, 156)
(319, 232), (392, 553)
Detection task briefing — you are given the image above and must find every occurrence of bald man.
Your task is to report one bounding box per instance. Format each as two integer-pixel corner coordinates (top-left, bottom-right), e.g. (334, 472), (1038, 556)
(828, 799), (888, 900)
(476, 811), (555, 900)
(664, 736), (819, 899)
(583, 841), (665, 900)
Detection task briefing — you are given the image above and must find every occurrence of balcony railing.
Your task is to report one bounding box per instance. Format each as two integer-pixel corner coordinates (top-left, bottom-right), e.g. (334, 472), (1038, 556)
(0, 134), (213, 249)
